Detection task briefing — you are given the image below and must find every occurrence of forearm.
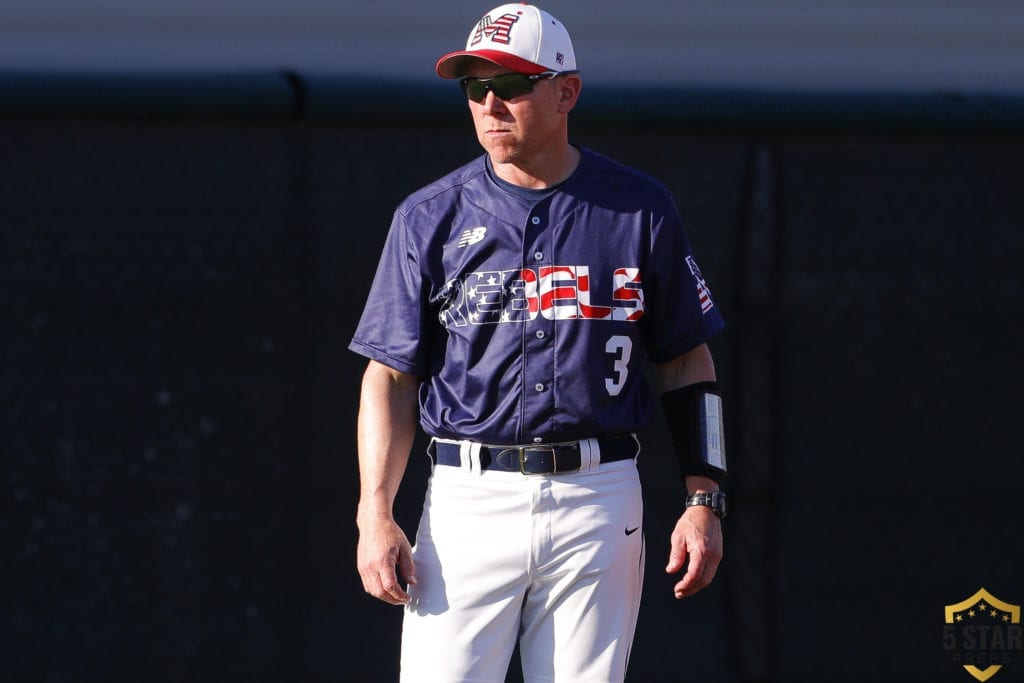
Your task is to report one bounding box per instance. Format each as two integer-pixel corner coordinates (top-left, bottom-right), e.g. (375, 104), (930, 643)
(654, 343), (716, 393)
(684, 475), (720, 494)
(658, 345), (725, 598)
(356, 360), (421, 523)
(655, 344), (722, 493)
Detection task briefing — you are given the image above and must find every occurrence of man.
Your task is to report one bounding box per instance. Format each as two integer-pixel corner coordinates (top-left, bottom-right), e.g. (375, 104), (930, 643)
(351, 4), (728, 681)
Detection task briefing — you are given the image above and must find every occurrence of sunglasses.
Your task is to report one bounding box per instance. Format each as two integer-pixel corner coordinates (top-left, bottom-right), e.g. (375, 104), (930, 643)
(459, 70), (579, 103)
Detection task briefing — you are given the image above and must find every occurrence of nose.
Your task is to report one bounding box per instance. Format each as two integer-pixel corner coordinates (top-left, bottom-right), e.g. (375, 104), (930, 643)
(480, 89), (507, 113)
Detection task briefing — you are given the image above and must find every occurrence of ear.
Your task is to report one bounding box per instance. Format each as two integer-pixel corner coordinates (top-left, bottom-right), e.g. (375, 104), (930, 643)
(556, 74), (582, 114)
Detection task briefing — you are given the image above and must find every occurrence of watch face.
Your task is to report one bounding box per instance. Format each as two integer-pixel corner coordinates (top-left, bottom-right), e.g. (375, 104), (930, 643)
(688, 492), (727, 519)
(715, 493), (727, 517)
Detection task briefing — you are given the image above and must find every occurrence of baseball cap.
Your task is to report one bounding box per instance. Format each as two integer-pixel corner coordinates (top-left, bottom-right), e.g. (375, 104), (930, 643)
(435, 3), (577, 79)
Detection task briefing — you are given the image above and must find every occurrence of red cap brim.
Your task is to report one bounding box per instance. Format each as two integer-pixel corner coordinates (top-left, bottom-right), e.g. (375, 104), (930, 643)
(435, 49), (548, 79)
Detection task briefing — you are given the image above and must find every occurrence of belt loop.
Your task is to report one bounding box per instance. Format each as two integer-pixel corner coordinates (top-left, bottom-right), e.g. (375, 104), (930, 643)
(580, 437), (600, 471)
(459, 440), (483, 475)
(427, 438), (438, 471)
(470, 442), (483, 474)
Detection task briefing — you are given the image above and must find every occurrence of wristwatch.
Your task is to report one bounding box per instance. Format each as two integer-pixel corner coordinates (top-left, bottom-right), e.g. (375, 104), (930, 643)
(685, 491), (727, 520)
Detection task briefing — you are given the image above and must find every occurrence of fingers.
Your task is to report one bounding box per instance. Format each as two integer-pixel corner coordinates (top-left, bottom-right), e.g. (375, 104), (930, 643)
(357, 524), (416, 606)
(666, 533), (708, 598)
(360, 551), (412, 606)
(672, 546), (719, 599)
(665, 507), (722, 599)
(398, 543), (418, 587)
(665, 541), (688, 575)
(377, 563), (413, 605)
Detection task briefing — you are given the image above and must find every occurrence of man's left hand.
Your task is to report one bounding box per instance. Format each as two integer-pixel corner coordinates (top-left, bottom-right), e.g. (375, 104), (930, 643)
(665, 505), (722, 598)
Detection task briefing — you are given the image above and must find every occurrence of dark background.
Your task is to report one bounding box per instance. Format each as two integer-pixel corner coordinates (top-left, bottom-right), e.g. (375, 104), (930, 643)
(3, 73), (1023, 682)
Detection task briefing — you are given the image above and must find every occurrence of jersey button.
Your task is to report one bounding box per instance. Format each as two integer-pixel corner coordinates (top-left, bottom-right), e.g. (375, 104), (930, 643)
(534, 383), (545, 392)
(535, 330), (545, 339)
(531, 216), (541, 225)
(533, 251), (543, 261)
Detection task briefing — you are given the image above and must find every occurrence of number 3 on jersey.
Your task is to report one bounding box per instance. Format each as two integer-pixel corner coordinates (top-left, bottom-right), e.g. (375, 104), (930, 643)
(605, 335), (633, 396)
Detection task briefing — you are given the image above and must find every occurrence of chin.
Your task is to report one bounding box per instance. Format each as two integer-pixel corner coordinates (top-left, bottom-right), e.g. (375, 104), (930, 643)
(485, 146), (523, 166)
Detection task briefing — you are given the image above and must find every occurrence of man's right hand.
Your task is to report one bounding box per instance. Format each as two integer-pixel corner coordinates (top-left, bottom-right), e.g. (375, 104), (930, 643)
(356, 515), (417, 605)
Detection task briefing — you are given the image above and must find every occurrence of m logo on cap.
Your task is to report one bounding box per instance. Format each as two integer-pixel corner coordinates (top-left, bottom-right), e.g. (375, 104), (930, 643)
(470, 13), (520, 46)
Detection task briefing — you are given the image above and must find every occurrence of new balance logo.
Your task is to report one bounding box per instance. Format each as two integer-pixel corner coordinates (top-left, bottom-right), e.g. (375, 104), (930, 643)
(458, 226), (487, 248)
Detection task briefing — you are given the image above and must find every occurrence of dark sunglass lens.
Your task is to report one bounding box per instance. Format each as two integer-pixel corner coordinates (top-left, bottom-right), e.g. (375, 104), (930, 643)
(461, 79), (487, 103)
(490, 74), (534, 100)
(461, 74), (538, 103)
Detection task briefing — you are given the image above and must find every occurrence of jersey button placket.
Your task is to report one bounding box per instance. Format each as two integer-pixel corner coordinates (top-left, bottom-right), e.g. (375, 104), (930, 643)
(523, 210), (555, 439)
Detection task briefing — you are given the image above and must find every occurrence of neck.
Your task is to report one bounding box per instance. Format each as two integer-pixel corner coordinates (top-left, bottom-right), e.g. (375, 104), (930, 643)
(490, 145), (581, 189)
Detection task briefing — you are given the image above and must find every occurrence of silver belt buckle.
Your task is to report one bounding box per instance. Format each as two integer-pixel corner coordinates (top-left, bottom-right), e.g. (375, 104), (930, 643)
(519, 446), (559, 474)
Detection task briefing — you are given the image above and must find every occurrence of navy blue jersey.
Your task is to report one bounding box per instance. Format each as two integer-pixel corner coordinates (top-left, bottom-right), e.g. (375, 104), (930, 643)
(349, 148), (725, 445)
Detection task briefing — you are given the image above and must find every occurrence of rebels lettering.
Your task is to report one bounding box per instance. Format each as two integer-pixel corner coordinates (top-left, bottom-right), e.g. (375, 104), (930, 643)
(440, 266), (644, 328)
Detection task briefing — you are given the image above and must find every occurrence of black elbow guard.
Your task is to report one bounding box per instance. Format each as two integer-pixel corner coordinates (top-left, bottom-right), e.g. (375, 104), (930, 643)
(659, 381), (727, 484)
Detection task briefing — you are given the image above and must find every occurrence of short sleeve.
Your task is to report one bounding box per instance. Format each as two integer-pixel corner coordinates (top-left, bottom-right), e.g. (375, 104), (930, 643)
(641, 202), (725, 363)
(348, 209), (431, 376)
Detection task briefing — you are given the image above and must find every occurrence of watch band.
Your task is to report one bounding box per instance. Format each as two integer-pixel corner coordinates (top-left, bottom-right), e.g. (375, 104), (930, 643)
(685, 491), (728, 520)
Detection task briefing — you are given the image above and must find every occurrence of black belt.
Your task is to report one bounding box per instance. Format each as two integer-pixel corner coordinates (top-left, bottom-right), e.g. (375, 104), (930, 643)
(429, 435), (637, 475)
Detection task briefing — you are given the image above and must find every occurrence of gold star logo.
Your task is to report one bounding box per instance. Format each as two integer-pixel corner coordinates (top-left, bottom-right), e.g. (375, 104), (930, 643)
(944, 588), (1022, 683)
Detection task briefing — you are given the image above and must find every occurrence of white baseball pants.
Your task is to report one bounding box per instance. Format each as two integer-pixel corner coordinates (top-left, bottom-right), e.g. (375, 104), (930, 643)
(399, 440), (645, 682)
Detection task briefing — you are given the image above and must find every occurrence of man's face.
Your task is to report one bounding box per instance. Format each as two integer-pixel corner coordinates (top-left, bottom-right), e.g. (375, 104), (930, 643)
(463, 61), (568, 167)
